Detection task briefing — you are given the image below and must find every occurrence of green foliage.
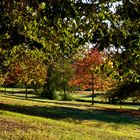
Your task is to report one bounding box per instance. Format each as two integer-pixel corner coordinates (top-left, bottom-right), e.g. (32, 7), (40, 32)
(108, 82), (140, 103)
(52, 92), (63, 101)
(61, 92), (74, 101)
(109, 0), (140, 84)
(41, 57), (74, 99)
(35, 87), (44, 97)
(52, 92), (74, 101)
(0, 0), (140, 100)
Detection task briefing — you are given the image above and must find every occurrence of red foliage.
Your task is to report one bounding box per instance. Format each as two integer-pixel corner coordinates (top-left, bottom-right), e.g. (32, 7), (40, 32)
(5, 63), (24, 85)
(69, 48), (104, 91)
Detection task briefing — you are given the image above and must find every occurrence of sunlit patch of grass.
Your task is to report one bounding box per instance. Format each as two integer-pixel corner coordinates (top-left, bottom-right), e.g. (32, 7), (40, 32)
(0, 87), (34, 92)
(0, 110), (139, 140)
(0, 94), (140, 140)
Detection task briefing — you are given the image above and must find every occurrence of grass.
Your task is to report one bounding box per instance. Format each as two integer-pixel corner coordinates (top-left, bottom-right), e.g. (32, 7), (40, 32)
(0, 93), (140, 140)
(0, 87), (34, 92)
(74, 91), (140, 106)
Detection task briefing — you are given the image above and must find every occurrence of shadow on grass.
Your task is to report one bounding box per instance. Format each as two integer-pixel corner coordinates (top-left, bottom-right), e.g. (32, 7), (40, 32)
(0, 101), (140, 125)
(2, 94), (140, 111)
(0, 94), (92, 107)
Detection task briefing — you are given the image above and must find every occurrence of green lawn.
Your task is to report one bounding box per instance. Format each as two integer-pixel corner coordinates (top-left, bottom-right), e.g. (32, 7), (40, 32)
(74, 91), (140, 106)
(0, 87), (34, 93)
(0, 93), (140, 140)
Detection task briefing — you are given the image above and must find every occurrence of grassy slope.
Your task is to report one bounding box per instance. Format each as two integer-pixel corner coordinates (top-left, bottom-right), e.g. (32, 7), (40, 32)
(0, 94), (140, 140)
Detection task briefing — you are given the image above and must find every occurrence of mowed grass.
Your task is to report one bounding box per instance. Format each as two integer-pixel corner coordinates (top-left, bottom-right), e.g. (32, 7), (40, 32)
(75, 91), (140, 102)
(0, 94), (140, 140)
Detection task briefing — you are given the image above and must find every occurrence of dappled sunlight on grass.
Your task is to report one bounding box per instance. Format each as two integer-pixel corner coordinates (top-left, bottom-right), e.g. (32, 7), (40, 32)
(0, 94), (140, 140)
(0, 95), (140, 124)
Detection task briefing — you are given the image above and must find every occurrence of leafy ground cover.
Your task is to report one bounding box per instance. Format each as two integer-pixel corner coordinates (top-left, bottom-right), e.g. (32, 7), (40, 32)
(0, 93), (140, 140)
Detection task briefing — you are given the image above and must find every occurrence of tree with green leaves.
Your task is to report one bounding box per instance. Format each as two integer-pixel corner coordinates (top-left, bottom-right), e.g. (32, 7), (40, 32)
(1, 0), (139, 101)
(103, 0), (140, 102)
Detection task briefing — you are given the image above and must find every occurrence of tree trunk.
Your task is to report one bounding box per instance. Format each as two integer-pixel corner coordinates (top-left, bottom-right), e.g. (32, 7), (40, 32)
(25, 86), (28, 99)
(91, 73), (94, 105)
(12, 88), (14, 95)
(5, 87), (6, 95)
(62, 70), (66, 100)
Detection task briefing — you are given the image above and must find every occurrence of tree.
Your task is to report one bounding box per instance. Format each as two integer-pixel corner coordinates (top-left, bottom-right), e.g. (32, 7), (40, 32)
(0, 0), (84, 99)
(103, 0), (140, 102)
(69, 48), (104, 104)
(1, 0), (139, 101)
(4, 46), (47, 99)
(42, 57), (74, 100)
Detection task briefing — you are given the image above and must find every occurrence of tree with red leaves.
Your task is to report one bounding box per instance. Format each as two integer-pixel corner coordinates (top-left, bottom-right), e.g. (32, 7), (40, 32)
(69, 48), (104, 105)
(4, 46), (47, 99)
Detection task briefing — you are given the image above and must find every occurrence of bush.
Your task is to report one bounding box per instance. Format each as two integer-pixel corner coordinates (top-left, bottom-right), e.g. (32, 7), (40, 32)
(35, 88), (44, 97)
(52, 91), (74, 101)
(108, 82), (140, 103)
(52, 91), (63, 100)
(61, 93), (74, 101)
(35, 88), (75, 101)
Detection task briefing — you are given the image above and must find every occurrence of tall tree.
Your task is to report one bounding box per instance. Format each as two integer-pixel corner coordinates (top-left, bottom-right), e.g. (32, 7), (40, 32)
(69, 48), (104, 104)
(4, 46), (47, 99)
(106, 0), (140, 102)
(1, 0), (139, 100)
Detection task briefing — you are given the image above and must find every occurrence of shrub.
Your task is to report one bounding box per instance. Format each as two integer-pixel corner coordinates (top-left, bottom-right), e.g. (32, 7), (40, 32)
(52, 91), (63, 101)
(52, 91), (74, 101)
(35, 88), (44, 97)
(108, 82), (140, 103)
(61, 93), (74, 101)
